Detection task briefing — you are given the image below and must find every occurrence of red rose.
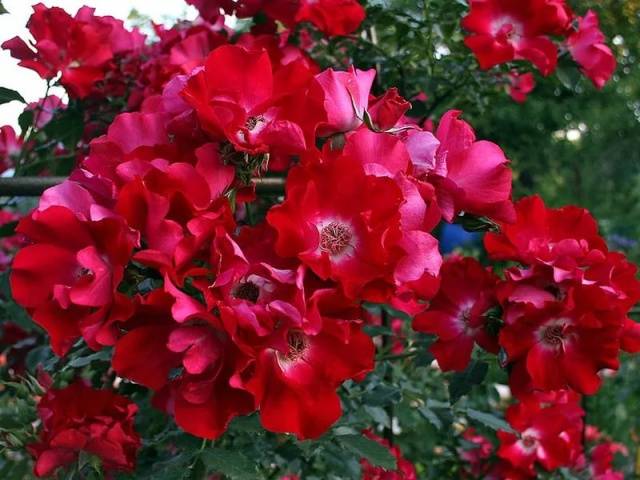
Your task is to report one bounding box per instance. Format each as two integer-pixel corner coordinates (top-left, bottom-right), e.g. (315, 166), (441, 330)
(29, 382), (140, 477)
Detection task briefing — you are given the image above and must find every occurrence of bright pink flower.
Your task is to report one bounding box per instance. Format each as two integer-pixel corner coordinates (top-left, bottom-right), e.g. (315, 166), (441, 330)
(462, 0), (573, 75)
(217, 263), (373, 439)
(26, 95), (67, 129)
(335, 129), (444, 305)
(0, 210), (27, 272)
(2, 4), (145, 98)
(486, 461), (535, 479)
(182, 45), (318, 154)
(296, 0), (366, 37)
(492, 208), (640, 396)
(361, 430), (418, 480)
(497, 391), (584, 474)
(485, 196), (640, 312)
(236, 32), (320, 73)
(589, 438), (628, 480)
(112, 290), (255, 439)
(312, 67), (376, 137)
(567, 10), (616, 89)
(186, 0), (365, 36)
(267, 154), (439, 301)
(459, 428), (494, 478)
(0, 125), (22, 173)
(237, 312), (374, 439)
(367, 88), (412, 131)
(10, 206), (136, 355)
(407, 110), (515, 223)
(485, 195), (606, 268)
(413, 257), (499, 371)
(508, 72), (536, 103)
(499, 301), (621, 394)
(28, 381), (140, 477)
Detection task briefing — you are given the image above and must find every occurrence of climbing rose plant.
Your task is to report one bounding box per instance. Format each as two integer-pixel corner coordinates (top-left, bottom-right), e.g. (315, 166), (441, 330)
(0, 0), (634, 479)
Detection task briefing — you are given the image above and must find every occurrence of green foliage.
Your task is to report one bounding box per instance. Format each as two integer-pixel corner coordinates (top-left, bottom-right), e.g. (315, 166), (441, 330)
(466, 408), (513, 433)
(338, 434), (397, 470)
(448, 360), (489, 404)
(0, 87), (24, 105)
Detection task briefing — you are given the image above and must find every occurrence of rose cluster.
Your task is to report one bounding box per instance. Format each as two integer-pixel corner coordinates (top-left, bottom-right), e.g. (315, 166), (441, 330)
(459, 396), (628, 479)
(414, 196), (640, 476)
(2, 4), (145, 99)
(10, 30), (518, 443)
(463, 0), (617, 101)
(1, 0), (635, 478)
(186, 0), (366, 37)
(28, 377), (140, 477)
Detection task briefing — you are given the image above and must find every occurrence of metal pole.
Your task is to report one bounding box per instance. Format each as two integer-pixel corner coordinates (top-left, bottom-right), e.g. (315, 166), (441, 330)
(0, 176), (286, 197)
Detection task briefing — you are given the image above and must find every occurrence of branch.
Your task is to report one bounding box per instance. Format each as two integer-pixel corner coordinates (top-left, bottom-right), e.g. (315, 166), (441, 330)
(0, 176), (286, 197)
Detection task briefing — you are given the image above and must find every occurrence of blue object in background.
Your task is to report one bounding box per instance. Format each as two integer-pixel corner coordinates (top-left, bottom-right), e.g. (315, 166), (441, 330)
(439, 223), (482, 253)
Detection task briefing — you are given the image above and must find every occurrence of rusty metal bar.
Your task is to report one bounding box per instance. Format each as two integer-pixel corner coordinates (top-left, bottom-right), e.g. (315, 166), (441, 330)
(0, 176), (286, 197)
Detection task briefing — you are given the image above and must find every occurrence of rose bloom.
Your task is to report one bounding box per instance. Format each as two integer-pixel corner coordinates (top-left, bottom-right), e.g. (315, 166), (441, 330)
(29, 381), (140, 477)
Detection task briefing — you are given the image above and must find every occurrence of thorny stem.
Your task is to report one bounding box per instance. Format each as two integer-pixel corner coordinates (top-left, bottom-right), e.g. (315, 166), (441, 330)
(15, 80), (52, 176)
(377, 350), (418, 362)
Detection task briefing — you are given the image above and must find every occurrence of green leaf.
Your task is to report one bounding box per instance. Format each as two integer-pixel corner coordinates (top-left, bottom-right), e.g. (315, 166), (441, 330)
(363, 383), (402, 406)
(0, 87), (26, 105)
(418, 406), (443, 429)
(363, 325), (394, 337)
(25, 346), (54, 373)
(43, 106), (84, 149)
(140, 453), (194, 480)
(418, 400), (453, 430)
(18, 110), (34, 135)
(413, 348), (435, 367)
(0, 412), (24, 430)
(201, 448), (257, 480)
(337, 434), (397, 470)
(228, 414), (263, 434)
(364, 405), (391, 428)
(0, 220), (18, 238)
(555, 57), (583, 91)
(0, 1), (7, 15)
(466, 408), (514, 433)
(185, 458), (206, 480)
(448, 360), (489, 403)
(68, 349), (112, 368)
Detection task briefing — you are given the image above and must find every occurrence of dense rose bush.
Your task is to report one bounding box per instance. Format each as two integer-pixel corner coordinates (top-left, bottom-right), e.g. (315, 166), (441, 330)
(0, 0), (634, 479)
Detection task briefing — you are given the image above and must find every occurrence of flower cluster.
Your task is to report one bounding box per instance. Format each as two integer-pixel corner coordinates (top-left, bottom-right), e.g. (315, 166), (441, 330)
(0, 125), (22, 174)
(7, 21), (518, 443)
(361, 430), (417, 480)
(1, 0), (634, 478)
(28, 380), (140, 478)
(487, 195), (640, 396)
(2, 3), (145, 98)
(462, 0), (616, 92)
(417, 195), (640, 476)
(459, 399), (628, 479)
(186, 0), (366, 37)
(418, 196), (640, 389)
